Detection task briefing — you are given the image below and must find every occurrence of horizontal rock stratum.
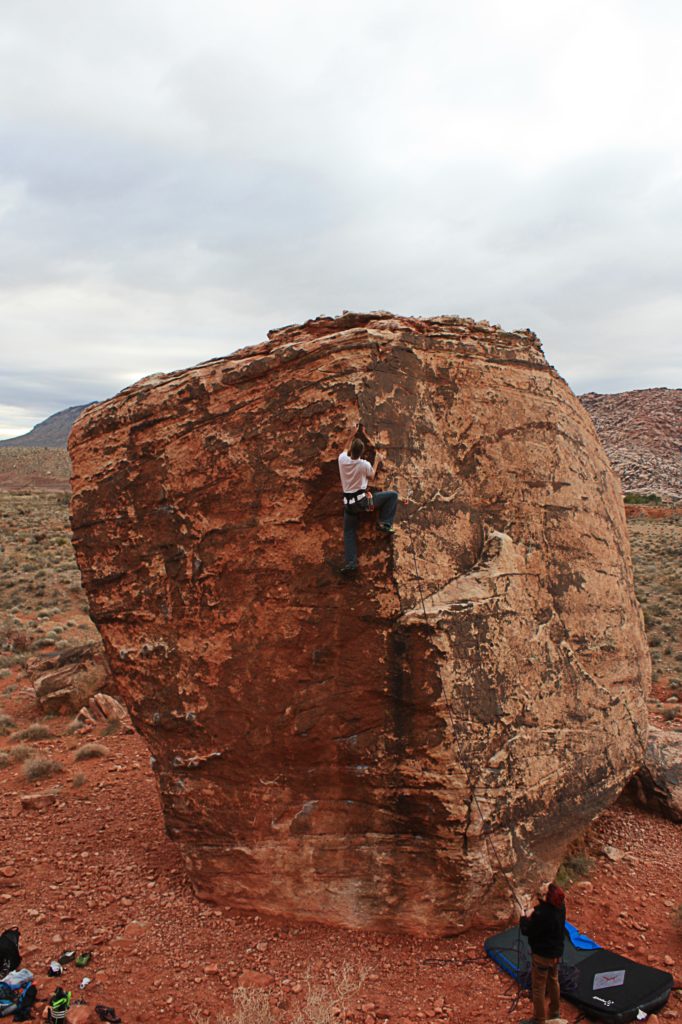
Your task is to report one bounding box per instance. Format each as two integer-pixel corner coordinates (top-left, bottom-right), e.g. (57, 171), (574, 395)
(68, 312), (650, 935)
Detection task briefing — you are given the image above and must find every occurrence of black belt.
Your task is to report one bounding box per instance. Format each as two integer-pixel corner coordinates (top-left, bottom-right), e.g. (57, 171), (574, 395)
(343, 489), (371, 513)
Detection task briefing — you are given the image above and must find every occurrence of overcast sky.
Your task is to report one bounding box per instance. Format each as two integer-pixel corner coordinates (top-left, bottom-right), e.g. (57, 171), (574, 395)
(1, 0), (681, 439)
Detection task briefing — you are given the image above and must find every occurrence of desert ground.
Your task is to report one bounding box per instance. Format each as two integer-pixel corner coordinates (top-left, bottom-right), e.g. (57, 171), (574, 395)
(0, 452), (680, 1023)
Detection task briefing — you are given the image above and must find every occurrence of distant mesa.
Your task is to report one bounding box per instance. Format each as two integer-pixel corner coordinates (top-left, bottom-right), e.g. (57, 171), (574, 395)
(0, 403), (94, 449)
(579, 388), (681, 503)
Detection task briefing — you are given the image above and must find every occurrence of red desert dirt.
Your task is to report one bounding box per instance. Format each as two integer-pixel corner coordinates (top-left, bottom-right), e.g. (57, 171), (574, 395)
(0, 679), (681, 1023)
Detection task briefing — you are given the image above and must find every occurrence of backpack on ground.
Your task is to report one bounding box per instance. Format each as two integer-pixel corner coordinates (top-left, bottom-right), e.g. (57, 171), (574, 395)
(0, 969), (36, 1019)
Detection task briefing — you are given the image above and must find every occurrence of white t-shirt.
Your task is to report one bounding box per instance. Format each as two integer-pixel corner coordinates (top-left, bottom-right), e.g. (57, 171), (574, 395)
(338, 451), (373, 493)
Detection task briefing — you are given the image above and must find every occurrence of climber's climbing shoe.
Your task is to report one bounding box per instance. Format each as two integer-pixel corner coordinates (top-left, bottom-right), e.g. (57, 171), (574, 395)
(377, 523), (395, 535)
(340, 562), (358, 575)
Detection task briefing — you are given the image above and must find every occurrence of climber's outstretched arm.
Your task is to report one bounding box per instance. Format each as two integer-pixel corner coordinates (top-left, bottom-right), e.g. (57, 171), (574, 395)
(343, 423), (359, 455)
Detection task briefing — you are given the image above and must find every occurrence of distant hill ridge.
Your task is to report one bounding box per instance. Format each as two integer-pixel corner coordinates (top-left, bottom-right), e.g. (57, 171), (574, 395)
(1, 390), (679, 500)
(579, 387), (681, 503)
(0, 404), (92, 448)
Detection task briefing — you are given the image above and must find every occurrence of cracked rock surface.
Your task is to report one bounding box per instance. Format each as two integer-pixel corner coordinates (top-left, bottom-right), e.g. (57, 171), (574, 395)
(68, 311), (650, 935)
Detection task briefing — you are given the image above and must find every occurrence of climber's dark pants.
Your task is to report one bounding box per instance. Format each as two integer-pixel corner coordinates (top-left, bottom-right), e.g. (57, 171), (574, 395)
(343, 490), (398, 566)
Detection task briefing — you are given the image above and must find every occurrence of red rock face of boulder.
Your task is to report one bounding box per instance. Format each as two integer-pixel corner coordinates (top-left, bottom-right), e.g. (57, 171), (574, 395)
(68, 312), (650, 935)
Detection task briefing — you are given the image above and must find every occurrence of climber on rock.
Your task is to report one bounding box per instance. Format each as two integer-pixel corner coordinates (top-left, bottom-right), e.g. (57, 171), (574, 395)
(338, 423), (398, 575)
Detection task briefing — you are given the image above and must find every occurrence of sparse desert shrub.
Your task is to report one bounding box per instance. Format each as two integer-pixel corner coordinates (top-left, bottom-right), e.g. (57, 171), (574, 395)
(556, 852), (593, 888)
(65, 718), (83, 735)
(23, 755), (62, 781)
(223, 988), (271, 1024)
(209, 965), (367, 1024)
(0, 713), (16, 735)
(662, 707), (679, 721)
(9, 744), (38, 763)
(292, 964), (368, 1024)
(101, 718), (121, 737)
(8, 629), (30, 653)
(72, 772), (86, 788)
(10, 723), (52, 742)
(74, 742), (108, 762)
(0, 752), (10, 768)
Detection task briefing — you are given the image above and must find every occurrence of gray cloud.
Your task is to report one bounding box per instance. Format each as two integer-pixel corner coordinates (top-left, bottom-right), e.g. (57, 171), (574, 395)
(1, 0), (681, 437)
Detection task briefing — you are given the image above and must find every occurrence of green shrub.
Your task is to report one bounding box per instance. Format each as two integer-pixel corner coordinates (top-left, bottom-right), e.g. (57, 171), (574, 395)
(624, 492), (662, 505)
(556, 852), (593, 887)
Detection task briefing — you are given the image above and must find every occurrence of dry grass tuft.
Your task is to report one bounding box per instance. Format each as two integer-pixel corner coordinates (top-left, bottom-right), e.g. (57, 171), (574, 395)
(74, 742), (108, 761)
(22, 755), (63, 781)
(0, 713), (16, 735)
(221, 989), (271, 1024)
(212, 965), (367, 1024)
(101, 717), (121, 737)
(10, 723), (52, 742)
(9, 743), (38, 763)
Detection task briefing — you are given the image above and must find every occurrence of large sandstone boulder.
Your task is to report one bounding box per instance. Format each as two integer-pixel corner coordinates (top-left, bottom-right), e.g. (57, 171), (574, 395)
(68, 312), (650, 935)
